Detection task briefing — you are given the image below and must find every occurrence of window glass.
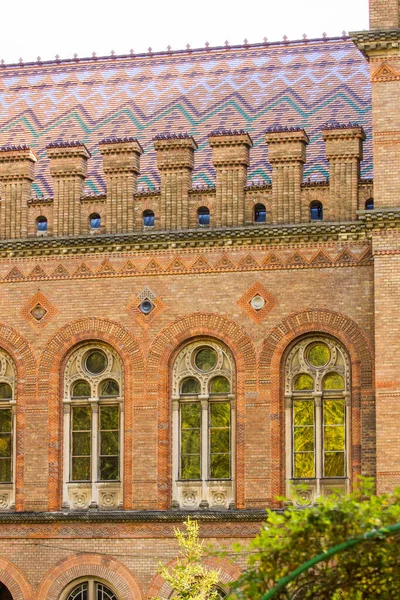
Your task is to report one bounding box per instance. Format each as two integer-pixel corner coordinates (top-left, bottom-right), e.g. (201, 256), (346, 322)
(293, 400), (315, 478)
(310, 201), (323, 221)
(89, 214), (101, 229)
(307, 343), (330, 367)
(195, 347), (217, 372)
(293, 374), (314, 391)
(198, 207), (210, 225)
(72, 380), (91, 398)
(143, 210), (155, 226)
(67, 583), (88, 600)
(0, 383), (12, 400)
(254, 203), (266, 223)
(181, 378), (200, 395)
(210, 376), (230, 394)
(0, 409), (12, 483)
(323, 373), (345, 390)
(209, 403), (230, 479)
(100, 379), (119, 397)
(71, 406), (91, 481)
(323, 399), (345, 477)
(180, 403), (201, 480)
(37, 216), (48, 231)
(99, 406), (120, 481)
(365, 198), (374, 210)
(86, 350), (107, 375)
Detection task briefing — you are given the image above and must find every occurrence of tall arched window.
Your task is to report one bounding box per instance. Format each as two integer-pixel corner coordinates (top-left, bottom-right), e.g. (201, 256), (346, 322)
(172, 340), (234, 510)
(64, 579), (118, 600)
(63, 343), (123, 510)
(0, 350), (16, 511)
(285, 336), (350, 504)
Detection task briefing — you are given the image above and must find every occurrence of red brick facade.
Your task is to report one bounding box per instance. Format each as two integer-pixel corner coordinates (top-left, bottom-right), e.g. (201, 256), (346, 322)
(0, 0), (397, 597)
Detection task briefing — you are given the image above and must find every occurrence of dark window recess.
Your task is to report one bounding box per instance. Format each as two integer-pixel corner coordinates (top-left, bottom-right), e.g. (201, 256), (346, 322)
(89, 214), (101, 229)
(310, 201), (323, 221)
(37, 216), (48, 231)
(254, 203), (266, 223)
(365, 198), (374, 210)
(143, 210), (155, 226)
(198, 206), (210, 225)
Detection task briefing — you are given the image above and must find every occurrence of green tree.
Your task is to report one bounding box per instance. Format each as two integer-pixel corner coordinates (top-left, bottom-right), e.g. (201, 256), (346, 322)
(230, 479), (400, 600)
(154, 518), (221, 600)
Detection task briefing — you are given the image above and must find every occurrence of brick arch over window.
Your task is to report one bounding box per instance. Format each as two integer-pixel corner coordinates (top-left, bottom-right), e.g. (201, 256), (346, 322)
(38, 318), (144, 511)
(0, 325), (36, 511)
(260, 308), (374, 504)
(148, 312), (257, 509)
(0, 556), (34, 600)
(146, 556), (241, 599)
(37, 553), (143, 600)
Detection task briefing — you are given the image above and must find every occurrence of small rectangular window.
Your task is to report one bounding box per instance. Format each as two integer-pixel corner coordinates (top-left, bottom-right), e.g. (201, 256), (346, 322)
(99, 405), (120, 481)
(0, 408), (12, 483)
(180, 403), (201, 480)
(71, 406), (91, 481)
(209, 402), (231, 479)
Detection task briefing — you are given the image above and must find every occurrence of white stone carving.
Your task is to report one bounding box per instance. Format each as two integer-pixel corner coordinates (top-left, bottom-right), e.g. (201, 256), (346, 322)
(212, 491), (227, 507)
(182, 491), (198, 507)
(71, 489), (91, 510)
(0, 492), (10, 510)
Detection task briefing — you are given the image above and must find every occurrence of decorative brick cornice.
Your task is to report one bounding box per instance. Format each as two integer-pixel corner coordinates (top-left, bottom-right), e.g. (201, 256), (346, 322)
(351, 28), (400, 57)
(0, 219), (381, 258)
(47, 142), (90, 178)
(99, 138), (143, 174)
(154, 135), (198, 171)
(46, 140), (91, 156)
(0, 509), (267, 523)
(265, 128), (309, 164)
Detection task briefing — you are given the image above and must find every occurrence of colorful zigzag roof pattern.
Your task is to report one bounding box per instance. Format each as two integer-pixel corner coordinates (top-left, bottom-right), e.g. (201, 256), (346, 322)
(0, 38), (371, 196)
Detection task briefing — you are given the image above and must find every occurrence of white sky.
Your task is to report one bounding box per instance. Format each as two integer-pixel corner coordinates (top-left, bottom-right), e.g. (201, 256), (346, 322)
(1, 0), (369, 64)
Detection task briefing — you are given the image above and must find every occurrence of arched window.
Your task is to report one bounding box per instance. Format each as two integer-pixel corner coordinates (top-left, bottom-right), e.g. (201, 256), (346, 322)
(197, 206), (210, 226)
(0, 350), (16, 511)
(143, 210), (155, 227)
(64, 579), (118, 600)
(89, 213), (101, 230)
(310, 201), (323, 221)
(0, 583), (13, 600)
(63, 344), (123, 510)
(254, 203), (266, 223)
(285, 336), (350, 503)
(172, 340), (234, 509)
(36, 216), (48, 234)
(365, 198), (374, 210)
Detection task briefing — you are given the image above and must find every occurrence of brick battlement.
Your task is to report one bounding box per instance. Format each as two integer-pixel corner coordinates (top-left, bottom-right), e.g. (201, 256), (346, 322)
(0, 126), (373, 240)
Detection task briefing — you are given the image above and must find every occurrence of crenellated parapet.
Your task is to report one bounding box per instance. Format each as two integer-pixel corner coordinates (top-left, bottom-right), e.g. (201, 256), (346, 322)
(154, 133), (197, 231)
(265, 126), (309, 225)
(322, 123), (365, 221)
(47, 141), (90, 237)
(0, 126), (373, 241)
(0, 145), (37, 239)
(100, 137), (143, 234)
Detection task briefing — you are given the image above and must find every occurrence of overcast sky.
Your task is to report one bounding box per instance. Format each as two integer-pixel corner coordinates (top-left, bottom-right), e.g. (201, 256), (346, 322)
(2, 0), (369, 64)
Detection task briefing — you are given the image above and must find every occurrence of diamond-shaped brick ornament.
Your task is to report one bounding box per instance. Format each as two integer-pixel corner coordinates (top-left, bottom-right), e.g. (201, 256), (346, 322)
(237, 281), (278, 323)
(126, 288), (166, 329)
(21, 291), (57, 331)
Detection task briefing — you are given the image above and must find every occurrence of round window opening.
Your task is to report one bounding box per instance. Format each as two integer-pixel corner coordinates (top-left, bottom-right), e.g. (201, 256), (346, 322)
(85, 350), (108, 375)
(194, 346), (218, 372)
(139, 299), (154, 314)
(306, 342), (331, 368)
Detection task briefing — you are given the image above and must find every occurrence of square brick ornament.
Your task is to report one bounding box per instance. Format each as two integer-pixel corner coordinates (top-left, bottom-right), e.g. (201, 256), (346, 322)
(237, 281), (278, 323)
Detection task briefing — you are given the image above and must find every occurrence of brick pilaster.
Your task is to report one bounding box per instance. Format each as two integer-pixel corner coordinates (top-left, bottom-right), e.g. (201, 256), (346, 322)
(370, 0), (400, 29)
(154, 134), (197, 231)
(208, 130), (252, 228)
(99, 137), (143, 233)
(0, 145), (37, 239)
(265, 127), (309, 225)
(47, 141), (90, 236)
(322, 124), (365, 221)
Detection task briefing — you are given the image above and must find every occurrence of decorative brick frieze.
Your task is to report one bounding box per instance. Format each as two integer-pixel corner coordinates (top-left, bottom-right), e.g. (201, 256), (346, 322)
(209, 131), (253, 228)
(322, 124), (365, 221)
(47, 142), (91, 237)
(265, 128), (309, 225)
(0, 146), (37, 239)
(99, 137), (143, 234)
(154, 134), (198, 230)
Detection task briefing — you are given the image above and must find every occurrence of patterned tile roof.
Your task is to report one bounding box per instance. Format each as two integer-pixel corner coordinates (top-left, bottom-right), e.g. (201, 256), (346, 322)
(0, 38), (371, 196)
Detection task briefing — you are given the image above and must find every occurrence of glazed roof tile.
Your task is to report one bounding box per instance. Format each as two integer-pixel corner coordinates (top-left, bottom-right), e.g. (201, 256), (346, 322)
(0, 38), (371, 196)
